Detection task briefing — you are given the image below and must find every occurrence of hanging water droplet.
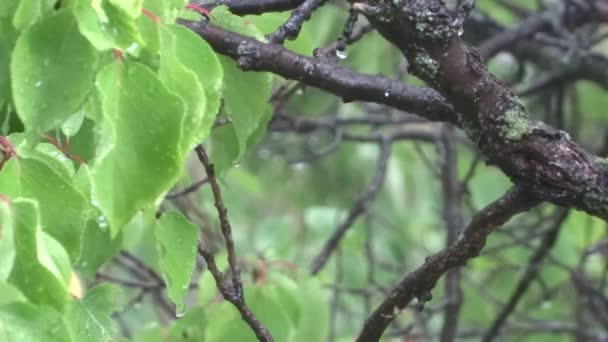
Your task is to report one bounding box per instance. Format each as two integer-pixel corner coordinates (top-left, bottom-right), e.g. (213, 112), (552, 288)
(176, 307), (185, 318)
(97, 215), (108, 229)
(126, 43), (140, 55)
(457, 27), (464, 36)
(336, 48), (348, 60)
(384, 91), (390, 98)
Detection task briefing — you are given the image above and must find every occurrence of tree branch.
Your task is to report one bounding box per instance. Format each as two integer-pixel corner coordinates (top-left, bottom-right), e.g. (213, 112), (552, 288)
(352, 0), (608, 220)
(356, 187), (541, 342)
(179, 19), (456, 124)
(310, 138), (391, 274)
(195, 145), (274, 342)
(481, 208), (569, 341)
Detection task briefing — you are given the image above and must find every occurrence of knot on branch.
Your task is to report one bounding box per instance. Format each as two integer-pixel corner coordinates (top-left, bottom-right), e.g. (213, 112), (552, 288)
(236, 40), (260, 69)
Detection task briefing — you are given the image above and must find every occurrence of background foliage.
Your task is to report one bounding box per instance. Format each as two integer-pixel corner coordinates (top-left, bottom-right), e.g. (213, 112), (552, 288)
(0, 0), (607, 341)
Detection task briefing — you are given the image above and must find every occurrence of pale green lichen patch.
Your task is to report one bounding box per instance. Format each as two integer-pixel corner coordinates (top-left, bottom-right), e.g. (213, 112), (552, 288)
(582, 190), (608, 219)
(502, 105), (529, 141)
(413, 51), (439, 80)
(595, 157), (608, 168)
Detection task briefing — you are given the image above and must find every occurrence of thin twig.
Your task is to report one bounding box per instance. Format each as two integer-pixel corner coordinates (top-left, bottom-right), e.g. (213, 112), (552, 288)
(165, 177), (209, 199)
(310, 139), (391, 274)
(482, 208), (569, 341)
(438, 126), (464, 342)
(194, 145), (274, 342)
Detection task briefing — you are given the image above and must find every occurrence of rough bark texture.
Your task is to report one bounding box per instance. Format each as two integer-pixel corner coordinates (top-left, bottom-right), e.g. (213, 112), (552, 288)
(352, 0), (608, 220)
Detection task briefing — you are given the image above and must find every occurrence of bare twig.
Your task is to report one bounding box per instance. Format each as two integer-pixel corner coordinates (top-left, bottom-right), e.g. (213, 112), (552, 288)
(356, 187), (541, 342)
(194, 145), (274, 342)
(166, 177), (209, 199)
(482, 208), (569, 342)
(310, 139), (391, 274)
(267, 0), (328, 44)
(438, 126), (464, 342)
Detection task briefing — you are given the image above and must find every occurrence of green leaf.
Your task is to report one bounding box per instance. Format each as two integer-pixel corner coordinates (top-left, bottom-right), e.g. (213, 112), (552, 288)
(8, 199), (69, 311)
(72, 0), (142, 51)
(291, 277), (330, 341)
(93, 61), (185, 233)
(0, 200), (15, 280)
(168, 307), (207, 341)
(165, 24), (222, 143)
(208, 123), (240, 172)
(38, 232), (72, 287)
(107, 0), (143, 18)
(219, 55), (272, 153)
(0, 35), (10, 108)
(138, 0), (187, 23)
(11, 10), (98, 135)
(67, 117), (98, 164)
(0, 302), (71, 342)
(61, 109), (86, 137)
(0, 158), (19, 198)
(211, 7), (273, 160)
(197, 269), (216, 306)
(77, 220), (122, 279)
(158, 26), (206, 155)
(155, 211), (199, 314)
(0, 281), (25, 306)
(133, 326), (164, 342)
(0, 1), (19, 19)
(25, 143), (75, 179)
(19, 158), (88, 260)
(66, 284), (124, 342)
(204, 284), (293, 342)
(12, 0), (56, 30)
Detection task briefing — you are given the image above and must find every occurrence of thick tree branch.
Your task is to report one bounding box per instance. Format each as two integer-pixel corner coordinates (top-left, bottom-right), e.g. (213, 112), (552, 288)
(179, 19), (456, 124)
(352, 0), (608, 220)
(356, 187), (541, 342)
(195, 0), (305, 15)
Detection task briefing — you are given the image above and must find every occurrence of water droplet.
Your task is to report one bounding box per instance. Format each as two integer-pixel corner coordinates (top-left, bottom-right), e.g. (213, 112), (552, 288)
(176, 307), (185, 318)
(126, 43), (140, 55)
(384, 92), (390, 98)
(291, 162), (306, 171)
(457, 28), (464, 36)
(336, 48), (348, 60)
(97, 215), (108, 229)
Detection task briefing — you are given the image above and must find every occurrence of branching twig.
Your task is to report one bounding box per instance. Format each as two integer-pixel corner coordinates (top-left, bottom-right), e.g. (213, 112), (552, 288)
(166, 177), (209, 199)
(482, 208), (569, 341)
(194, 145), (274, 342)
(310, 139), (391, 274)
(267, 0), (328, 44)
(356, 187), (541, 342)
